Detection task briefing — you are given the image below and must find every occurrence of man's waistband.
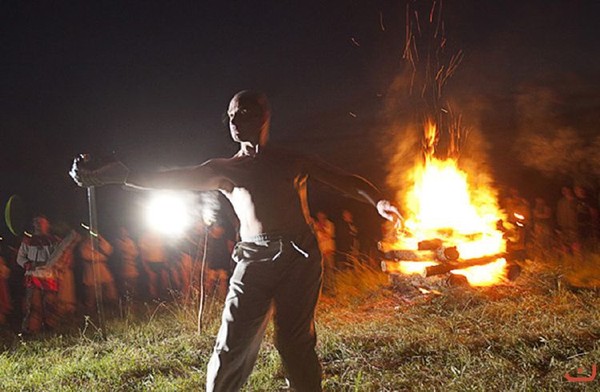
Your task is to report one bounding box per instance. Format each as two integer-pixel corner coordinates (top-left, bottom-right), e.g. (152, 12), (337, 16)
(240, 231), (310, 244)
(242, 233), (283, 243)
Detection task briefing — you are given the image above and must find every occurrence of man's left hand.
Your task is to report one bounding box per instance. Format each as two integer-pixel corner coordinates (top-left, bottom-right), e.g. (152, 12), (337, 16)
(376, 200), (403, 226)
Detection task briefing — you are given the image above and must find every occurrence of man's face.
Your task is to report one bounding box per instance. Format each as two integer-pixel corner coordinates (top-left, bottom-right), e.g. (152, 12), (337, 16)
(227, 95), (268, 144)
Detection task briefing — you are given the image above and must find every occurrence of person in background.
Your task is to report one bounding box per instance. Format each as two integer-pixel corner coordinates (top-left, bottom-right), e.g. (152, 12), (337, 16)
(53, 225), (79, 319)
(503, 187), (531, 254)
(312, 211), (336, 293)
(573, 185), (598, 253)
(532, 197), (552, 260)
(167, 243), (183, 295)
(79, 232), (117, 311)
(178, 220), (206, 302)
(335, 209), (360, 269)
(116, 227), (139, 301)
(139, 230), (170, 299)
(0, 250), (11, 325)
(556, 186), (578, 255)
(16, 215), (61, 333)
(50, 221), (80, 320)
(204, 222), (234, 299)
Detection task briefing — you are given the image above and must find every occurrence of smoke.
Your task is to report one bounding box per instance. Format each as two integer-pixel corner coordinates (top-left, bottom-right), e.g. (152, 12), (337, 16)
(379, 71), (423, 208)
(517, 127), (600, 185)
(383, 119), (422, 209)
(381, 71), (499, 213)
(514, 82), (600, 185)
(458, 125), (503, 217)
(378, 0), (502, 212)
(515, 86), (560, 133)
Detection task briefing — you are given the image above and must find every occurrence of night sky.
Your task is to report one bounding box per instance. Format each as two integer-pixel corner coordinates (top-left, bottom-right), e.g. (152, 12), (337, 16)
(1, 0), (599, 237)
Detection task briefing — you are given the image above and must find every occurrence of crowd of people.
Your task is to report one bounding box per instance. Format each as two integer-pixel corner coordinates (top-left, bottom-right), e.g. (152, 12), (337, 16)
(2, 184), (596, 335)
(500, 185), (599, 260)
(0, 215), (235, 334)
(0, 206), (376, 335)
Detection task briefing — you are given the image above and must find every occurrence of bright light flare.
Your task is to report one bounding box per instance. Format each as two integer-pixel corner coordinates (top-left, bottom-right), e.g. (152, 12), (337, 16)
(145, 191), (194, 237)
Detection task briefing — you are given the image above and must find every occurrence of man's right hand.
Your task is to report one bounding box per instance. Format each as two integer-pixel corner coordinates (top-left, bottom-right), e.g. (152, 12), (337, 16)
(69, 154), (130, 188)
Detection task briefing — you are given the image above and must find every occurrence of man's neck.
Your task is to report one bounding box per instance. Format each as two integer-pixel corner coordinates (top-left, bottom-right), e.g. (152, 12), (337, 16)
(237, 142), (262, 157)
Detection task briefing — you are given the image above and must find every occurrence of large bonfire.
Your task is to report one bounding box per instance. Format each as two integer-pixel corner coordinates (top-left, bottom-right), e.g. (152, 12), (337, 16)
(381, 1), (509, 286)
(382, 121), (508, 287)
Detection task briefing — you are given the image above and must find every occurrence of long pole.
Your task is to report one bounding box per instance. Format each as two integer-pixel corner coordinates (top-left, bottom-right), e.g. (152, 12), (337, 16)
(197, 226), (209, 334)
(87, 186), (106, 338)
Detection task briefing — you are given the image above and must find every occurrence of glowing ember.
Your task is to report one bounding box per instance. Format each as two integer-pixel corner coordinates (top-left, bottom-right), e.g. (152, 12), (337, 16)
(390, 122), (507, 285)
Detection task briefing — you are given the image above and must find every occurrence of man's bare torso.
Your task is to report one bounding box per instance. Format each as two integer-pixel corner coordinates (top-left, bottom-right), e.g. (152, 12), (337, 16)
(210, 148), (310, 241)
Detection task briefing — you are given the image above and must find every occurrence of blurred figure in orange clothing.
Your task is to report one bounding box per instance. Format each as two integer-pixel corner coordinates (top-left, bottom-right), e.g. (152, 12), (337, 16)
(116, 227), (139, 301)
(139, 231), (170, 299)
(0, 252), (11, 325)
(204, 222), (234, 299)
(79, 233), (117, 311)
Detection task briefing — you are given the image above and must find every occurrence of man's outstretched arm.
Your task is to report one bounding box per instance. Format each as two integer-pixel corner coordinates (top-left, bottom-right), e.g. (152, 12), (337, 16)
(69, 155), (230, 192)
(125, 163), (227, 191)
(303, 156), (402, 223)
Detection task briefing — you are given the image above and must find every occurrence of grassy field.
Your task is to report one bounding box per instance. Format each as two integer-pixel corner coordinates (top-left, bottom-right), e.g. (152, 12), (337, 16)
(1, 257), (600, 391)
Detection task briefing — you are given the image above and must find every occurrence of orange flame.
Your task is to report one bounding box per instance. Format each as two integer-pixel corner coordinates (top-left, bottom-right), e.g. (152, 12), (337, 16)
(392, 121), (507, 286)
(396, 261), (438, 276)
(451, 258), (507, 287)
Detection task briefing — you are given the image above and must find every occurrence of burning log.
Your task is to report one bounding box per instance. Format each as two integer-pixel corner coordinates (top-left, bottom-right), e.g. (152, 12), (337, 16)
(383, 245), (459, 263)
(381, 238), (463, 277)
(417, 238), (443, 250)
(382, 249), (437, 262)
(418, 239), (459, 261)
(424, 254), (506, 277)
(381, 252), (507, 280)
(381, 259), (437, 275)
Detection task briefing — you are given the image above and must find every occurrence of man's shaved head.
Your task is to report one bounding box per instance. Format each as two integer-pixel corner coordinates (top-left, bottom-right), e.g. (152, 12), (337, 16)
(231, 90), (270, 115)
(228, 90), (271, 146)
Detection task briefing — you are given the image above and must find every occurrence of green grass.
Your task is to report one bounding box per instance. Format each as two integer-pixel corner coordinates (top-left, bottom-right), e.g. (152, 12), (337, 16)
(2, 258), (600, 391)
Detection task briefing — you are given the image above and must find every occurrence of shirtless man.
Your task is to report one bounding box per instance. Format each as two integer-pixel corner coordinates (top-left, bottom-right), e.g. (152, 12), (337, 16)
(70, 90), (400, 392)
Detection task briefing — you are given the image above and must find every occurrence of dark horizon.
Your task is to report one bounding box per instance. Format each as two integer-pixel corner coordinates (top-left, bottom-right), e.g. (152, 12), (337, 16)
(1, 0), (599, 237)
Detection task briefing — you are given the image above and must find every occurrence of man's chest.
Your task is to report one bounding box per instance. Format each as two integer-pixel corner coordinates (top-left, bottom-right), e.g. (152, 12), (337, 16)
(220, 156), (299, 190)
